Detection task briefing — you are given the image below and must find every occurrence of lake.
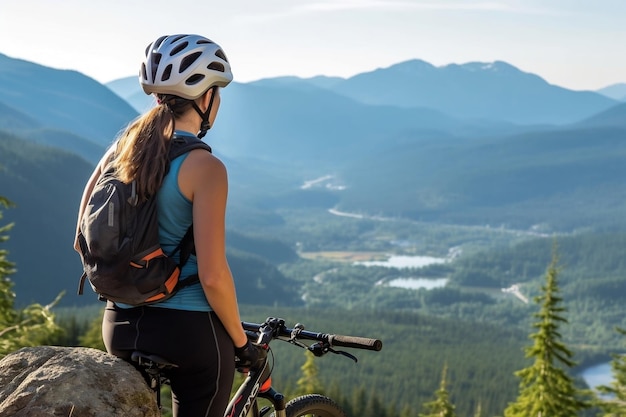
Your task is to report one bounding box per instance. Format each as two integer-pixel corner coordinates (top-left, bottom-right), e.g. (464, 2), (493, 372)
(358, 255), (450, 290)
(386, 277), (449, 290)
(356, 255), (448, 268)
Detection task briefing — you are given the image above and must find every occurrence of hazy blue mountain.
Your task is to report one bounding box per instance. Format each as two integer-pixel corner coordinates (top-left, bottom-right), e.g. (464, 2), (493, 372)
(211, 81), (479, 165)
(597, 83), (626, 101)
(575, 102), (626, 128)
(336, 124), (626, 231)
(0, 101), (42, 130)
(107, 60), (616, 168)
(18, 128), (106, 164)
(0, 53), (138, 146)
(109, 59), (620, 131)
(109, 74), (348, 112)
(108, 75), (479, 165)
(105, 76), (140, 99)
(328, 60), (617, 125)
(0, 100), (106, 164)
(124, 90), (158, 113)
(106, 76), (157, 113)
(0, 131), (92, 306)
(249, 75), (345, 90)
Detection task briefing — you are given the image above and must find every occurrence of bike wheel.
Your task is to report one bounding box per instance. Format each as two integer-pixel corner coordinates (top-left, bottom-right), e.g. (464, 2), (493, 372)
(271, 394), (347, 417)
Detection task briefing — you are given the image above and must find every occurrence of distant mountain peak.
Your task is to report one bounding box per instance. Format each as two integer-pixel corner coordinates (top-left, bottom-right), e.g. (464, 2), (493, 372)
(383, 59), (437, 74)
(447, 60), (520, 74)
(596, 83), (626, 101)
(378, 59), (526, 78)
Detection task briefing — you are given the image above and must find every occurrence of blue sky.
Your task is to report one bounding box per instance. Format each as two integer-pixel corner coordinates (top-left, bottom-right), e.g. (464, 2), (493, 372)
(1, 0), (624, 90)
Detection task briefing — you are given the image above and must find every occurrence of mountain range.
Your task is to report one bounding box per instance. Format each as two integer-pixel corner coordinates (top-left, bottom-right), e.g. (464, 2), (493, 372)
(0, 52), (625, 306)
(112, 59), (619, 125)
(597, 83), (626, 101)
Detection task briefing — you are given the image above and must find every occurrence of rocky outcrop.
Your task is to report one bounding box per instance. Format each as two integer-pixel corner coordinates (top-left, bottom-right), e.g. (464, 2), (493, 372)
(0, 346), (159, 417)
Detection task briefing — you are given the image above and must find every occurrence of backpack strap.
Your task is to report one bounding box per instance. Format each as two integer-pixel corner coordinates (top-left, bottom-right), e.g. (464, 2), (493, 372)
(165, 133), (212, 289)
(168, 225), (200, 289)
(169, 133), (212, 160)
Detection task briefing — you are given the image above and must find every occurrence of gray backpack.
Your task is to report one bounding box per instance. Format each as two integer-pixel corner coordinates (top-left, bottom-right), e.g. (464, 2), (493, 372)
(77, 134), (211, 305)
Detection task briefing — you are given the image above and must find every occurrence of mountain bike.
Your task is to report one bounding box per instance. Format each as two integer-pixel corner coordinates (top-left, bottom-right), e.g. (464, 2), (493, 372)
(132, 316), (383, 417)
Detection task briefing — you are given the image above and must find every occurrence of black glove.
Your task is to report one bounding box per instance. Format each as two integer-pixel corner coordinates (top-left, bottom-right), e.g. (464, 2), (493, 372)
(235, 340), (259, 372)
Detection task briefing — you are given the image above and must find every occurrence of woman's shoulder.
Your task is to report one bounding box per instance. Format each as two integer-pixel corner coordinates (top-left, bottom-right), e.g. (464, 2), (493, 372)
(178, 147), (228, 199)
(185, 148), (226, 174)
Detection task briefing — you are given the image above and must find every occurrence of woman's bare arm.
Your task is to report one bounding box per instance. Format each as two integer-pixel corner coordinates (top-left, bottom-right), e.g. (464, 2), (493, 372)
(181, 149), (248, 348)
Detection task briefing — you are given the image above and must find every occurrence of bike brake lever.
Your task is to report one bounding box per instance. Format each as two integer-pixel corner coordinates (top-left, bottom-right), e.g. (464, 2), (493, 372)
(308, 342), (358, 363)
(332, 348), (358, 363)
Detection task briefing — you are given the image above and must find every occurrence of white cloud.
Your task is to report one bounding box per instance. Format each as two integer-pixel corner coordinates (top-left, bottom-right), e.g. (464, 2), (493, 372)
(234, 0), (557, 24)
(296, 0), (553, 14)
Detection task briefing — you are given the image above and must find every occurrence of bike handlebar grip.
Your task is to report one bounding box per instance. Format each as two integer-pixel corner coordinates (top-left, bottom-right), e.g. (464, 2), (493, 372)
(329, 334), (383, 351)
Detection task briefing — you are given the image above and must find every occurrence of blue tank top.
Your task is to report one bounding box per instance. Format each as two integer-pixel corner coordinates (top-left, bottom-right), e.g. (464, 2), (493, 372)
(154, 147), (212, 312)
(118, 132), (212, 312)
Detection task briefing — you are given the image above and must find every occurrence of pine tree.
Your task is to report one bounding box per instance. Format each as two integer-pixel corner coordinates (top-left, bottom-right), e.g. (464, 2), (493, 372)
(420, 364), (456, 417)
(504, 245), (590, 417)
(596, 327), (626, 415)
(0, 197), (62, 357)
(294, 350), (324, 396)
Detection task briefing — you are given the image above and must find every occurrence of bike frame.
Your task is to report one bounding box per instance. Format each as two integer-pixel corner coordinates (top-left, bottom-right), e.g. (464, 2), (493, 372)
(224, 352), (286, 417)
(225, 319), (288, 417)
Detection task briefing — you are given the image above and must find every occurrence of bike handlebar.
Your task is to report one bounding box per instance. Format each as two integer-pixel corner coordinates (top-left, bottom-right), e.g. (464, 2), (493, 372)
(329, 334), (382, 351)
(242, 318), (383, 352)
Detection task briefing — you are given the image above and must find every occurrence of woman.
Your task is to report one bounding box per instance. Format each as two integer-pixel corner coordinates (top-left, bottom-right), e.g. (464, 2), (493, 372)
(74, 34), (256, 416)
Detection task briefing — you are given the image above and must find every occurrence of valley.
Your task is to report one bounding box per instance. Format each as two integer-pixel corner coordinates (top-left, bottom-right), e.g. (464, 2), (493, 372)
(1, 51), (626, 415)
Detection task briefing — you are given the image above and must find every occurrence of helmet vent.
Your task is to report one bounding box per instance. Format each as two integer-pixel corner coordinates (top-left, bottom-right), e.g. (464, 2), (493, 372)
(170, 41), (189, 56)
(161, 64), (173, 82)
(180, 52), (202, 72)
(150, 53), (162, 82)
(208, 62), (225, 73)
(197, 39), (214, 45)
(215, 49), (228, 62)
(153, 36), (167, 50)
(171, 35), (187, 43)
(186, 74), (206, 85)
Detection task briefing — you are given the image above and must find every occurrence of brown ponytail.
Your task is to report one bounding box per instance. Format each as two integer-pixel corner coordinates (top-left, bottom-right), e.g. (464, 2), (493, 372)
(111, 104), (173, 201)
(112, 96), (193, 201)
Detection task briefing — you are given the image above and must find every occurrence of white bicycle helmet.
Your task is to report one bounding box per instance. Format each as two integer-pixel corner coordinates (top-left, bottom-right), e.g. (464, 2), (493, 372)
(140, 34), (233, 100)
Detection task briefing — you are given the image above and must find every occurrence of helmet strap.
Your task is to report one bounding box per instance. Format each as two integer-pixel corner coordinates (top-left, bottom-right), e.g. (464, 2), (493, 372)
(192, 86), (218, 139)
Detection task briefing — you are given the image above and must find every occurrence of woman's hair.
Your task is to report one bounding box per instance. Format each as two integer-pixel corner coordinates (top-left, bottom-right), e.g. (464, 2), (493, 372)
(111, 95), (193, 201)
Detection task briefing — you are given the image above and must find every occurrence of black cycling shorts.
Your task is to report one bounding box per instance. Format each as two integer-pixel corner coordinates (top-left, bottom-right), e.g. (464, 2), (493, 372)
(102, 302), (235, 417)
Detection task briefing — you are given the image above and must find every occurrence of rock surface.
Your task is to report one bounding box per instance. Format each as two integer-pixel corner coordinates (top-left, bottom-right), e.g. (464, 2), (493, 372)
(0, 346), (159, 417)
